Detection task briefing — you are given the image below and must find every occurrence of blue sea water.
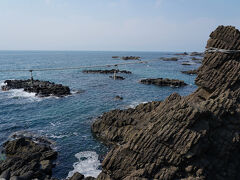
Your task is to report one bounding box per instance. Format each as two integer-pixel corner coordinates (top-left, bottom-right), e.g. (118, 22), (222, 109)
(0, 51), (200, 179)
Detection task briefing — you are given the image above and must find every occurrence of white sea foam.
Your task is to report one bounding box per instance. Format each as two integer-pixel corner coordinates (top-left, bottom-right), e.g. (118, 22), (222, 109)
(49, 134), (69, 139)
(50, 122), (56, 127)
(67, 151), (101, 178)
(6, 89), (41, 102)
(0, 81), (6, 86)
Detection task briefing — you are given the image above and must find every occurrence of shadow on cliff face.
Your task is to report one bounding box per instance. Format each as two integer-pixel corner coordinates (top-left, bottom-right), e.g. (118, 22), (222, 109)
(92, 26), (240, 180)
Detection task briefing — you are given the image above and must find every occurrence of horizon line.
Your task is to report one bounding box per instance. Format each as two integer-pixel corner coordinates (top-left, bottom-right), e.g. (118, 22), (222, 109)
(0, 49), (204, 53)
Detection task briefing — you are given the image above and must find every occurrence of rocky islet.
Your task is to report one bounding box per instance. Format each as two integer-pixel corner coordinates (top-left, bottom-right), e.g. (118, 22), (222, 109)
(82, 69), (132, 74)
(140, 78), (187, 87)
(1, 79), (71, 97)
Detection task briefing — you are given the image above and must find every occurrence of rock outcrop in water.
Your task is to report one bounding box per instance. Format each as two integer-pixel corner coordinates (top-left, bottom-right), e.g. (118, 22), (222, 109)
(92, 25), (240, 180)
(82, 69), (132, 74)
(0, 138), (57, 180)
(121, 56), (141, 60)
(109, 75), (125, 80)
(174, 52), (188, 56)
(160, 57), (180, 61)
(1, 79), (71, 97)
(190, 52), (205, 57)
(181, 69), (198, 75)
(140, 78), (187, 87)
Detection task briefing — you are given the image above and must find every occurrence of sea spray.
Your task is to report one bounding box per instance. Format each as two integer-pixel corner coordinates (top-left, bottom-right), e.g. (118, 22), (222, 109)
(67, 151), (101, 178)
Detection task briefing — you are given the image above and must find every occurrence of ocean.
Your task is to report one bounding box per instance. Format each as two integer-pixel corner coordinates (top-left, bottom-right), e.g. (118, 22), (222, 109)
(0, 51), (200, 179)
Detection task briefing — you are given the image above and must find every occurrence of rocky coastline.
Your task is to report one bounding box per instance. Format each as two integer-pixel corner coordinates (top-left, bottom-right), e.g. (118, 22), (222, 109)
(82, 69), (132, 74)
(1, 25), (239, 180)
(140, 78), (187, 87)
(121, 56), (141, 60)
(0, 137), (58, 180)
(0, 137), (96, 180)
(1, 79), (71, 97)
(91, 26), (240, 179)
(111, 56), (141, 60)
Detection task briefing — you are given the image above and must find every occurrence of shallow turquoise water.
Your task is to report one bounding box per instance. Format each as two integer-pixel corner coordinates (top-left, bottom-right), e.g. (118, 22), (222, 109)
(0, 51), (200, 178)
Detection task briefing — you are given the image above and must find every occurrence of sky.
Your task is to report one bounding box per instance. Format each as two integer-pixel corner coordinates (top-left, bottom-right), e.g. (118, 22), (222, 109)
(0, 0), (240, 51)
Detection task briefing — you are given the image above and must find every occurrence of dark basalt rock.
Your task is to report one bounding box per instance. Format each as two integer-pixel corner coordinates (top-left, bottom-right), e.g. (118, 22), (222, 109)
(181, 69), (198, 75)
(140, 78), (187, 87)
(92, 26), (240, 180)
(160, 57), (179, 61)
(0, 137), (57, 180)
(190, 52), (205, 57)
(82, 69), (132, 74)
(121, 56), (141, 60)
(1, 79), (71, 97)
(112, 56), (119, 59)
(109, 76), (125, 80)
(69, 172), (85, 180)
(175, 52), (188, 56)
(182, 62), (193, 65)
(114, 96), (123, 100)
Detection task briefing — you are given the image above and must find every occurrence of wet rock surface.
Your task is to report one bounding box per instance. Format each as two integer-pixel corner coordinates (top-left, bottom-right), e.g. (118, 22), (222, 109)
(181, 69), (198, 75)
(0, 137), (58, 180)
(92, 26), (240, 180)
(1, 79), (71, 97)
(69, 172), (95, 180)
(140, 78), (187, 87)
(82, 69), (132, 74)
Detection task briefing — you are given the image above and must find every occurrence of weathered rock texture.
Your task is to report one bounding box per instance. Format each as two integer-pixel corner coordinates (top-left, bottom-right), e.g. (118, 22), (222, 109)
(140, 78), (187, 87)
(82, 69), (132, 74)
(1, 79), (71, 97)
(0, 138), (57, 180)
(92, 25), (240, 180)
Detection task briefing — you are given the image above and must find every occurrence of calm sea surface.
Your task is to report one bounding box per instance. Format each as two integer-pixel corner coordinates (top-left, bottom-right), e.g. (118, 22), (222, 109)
(0, 51), (200, 178)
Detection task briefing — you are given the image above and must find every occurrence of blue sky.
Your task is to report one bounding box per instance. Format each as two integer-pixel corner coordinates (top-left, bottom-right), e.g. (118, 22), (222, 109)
(0, 0), (239, 51)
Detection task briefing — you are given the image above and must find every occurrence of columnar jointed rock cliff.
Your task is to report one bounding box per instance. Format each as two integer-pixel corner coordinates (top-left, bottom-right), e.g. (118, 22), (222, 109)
(92, 25), (240, 180)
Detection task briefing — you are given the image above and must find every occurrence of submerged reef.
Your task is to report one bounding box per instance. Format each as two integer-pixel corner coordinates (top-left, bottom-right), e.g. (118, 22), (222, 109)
(92, 26), (240, 179)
